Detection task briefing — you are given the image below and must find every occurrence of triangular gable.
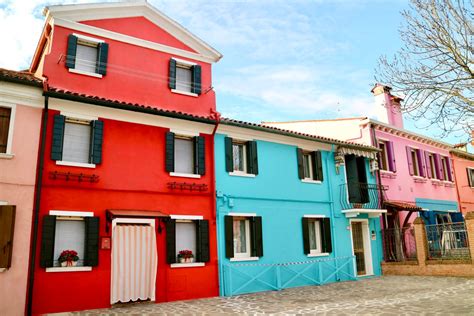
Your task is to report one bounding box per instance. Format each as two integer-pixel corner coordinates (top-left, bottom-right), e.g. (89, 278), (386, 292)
(44, 1), (222, 62)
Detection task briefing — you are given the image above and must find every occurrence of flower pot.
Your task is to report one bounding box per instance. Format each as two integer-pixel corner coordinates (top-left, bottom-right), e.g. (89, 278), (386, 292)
(179, 258), (185, 263)
(185, 257), (194, 263)
(60, 260), (78, 267)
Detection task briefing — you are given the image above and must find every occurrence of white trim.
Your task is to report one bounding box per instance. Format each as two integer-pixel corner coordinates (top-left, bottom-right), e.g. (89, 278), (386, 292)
(228, 212), (257, 217)
(0, 102), (16, 155)
(170, 215), (203, 220)
(0, 154), (14, 159)
(342, 209), (387, 218)
(56, 161), (96, 168)
(230, 257), (259, 262)
(73, 32), (104, 44)
(171, 57), (197, 67)
(171, 89), (198, 98)
(412, 175), (426, 180)
(170, 129), (200, 137)
(49, 210), (94, 217)
(169, 172), (201, 179)
(307, 252), (330, 257)
(229, 171), (256, 178)
(68, 68), (103, 78)
(170, 262), (205, 268)
(301, 179), (322, 184)
(0, 82), (44, 109)
(380, 170), (395, 175)
(0, 268), (6, 273)
(349, 219), (374, 277)
(46, 266), (93, 273)
(0, 201), (8, 206)
(303, 214), (326, 218)
(61, 111), (98, 121)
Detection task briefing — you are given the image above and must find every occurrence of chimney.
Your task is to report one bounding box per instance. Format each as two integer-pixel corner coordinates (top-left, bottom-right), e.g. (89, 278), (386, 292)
(371, 83), (404, 129)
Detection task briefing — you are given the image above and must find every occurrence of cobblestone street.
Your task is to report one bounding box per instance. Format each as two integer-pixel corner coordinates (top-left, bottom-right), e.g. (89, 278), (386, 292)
(62, 276), (474, 315)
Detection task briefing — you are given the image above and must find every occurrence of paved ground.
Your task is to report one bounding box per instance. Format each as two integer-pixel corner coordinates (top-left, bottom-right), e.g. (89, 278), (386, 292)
(65, 276), (474, 315)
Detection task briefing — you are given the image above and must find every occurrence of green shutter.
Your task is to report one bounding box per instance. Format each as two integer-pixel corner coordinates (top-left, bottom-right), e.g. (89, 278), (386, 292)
(90, 120), (104, 164)
(169, 59), (177, 89)
(51, 114), (65, 161)
(66, 34), (77, 69)
(165, 132), (175, 172)
(196, 220), (210, 262)
(0, 205), (16, 269)
(313, 151), (323, 181)
(224, 215), (234, 258)
(252, 216), (263, 257)
(297, 148), (304, 179)
(40, 215), (56, 268)
(195, 136), (205, 175)
(84, 217), (100, 267)
(247, 141), (259, 175)
(192, 65), (202, 95)
(224, 137), (233, 172)
(321, 218), (332, 253)
(166, 219), (176, 264)
(302, 217), (310, 255)
(96, 42), (109, 75)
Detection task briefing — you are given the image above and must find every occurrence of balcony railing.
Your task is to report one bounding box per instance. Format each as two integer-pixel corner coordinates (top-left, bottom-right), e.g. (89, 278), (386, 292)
(340, 182), (387, 210)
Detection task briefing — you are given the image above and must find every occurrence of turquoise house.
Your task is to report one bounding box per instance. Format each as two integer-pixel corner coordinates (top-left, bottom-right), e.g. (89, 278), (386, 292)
(215, 119), (386, 296)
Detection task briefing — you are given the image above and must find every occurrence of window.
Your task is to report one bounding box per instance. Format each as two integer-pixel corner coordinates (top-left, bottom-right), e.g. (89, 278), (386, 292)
(165, 132), (205, 176)
(378, 140), (396, 172)
(165, 218), (209, 265)
(0, 205), (15, 270)
(411, 149), (419, 176)
(51, 114), (104, 166)
(40, 212), (99, 269)
(378, 141), (389, 171)
(441, 156), (452, 181)
(426, 153), (436, 178)
(65, 34), (108, 76)
(467, 168), (474, 188)
(302, 152), (313, 179)
(302, 216), (332, 256)
(406, 147), (424, 177)
(169, 58), (202, 95)
(224, 214), (263, 260)
(0, 107), (11, 154)
(225, 137), (258, 176)
(297, 149), (323, 181)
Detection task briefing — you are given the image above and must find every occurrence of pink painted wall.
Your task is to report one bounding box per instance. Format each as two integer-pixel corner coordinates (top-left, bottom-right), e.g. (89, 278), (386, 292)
(451, 154), (474, 214)
(0, 104), (42, 316)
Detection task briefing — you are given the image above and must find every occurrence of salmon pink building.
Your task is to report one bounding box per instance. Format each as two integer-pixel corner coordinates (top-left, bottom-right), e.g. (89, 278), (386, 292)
(26, 2), (222, 314)
(450, 147), (474, 215)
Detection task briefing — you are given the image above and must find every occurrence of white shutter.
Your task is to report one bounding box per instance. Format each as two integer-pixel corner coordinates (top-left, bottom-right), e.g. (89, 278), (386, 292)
(175, 222), (196, 257)
(174, 138), (194, 174)
(54, 220), (86, 266)
(76, 43), (98, 73)
(176, 66), (192, 92)
(63, 121), (91, 164)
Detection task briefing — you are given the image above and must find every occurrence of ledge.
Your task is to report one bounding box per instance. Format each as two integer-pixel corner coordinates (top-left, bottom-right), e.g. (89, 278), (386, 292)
(229, 171), (255, 178)
(342, 209), (387, 218)
(307, 252), (330, 258)
(301, 179), (322, 184)
(46, 266), (93, 273)
(171, 89), (198, 98)
(170, 262), (205, 268)
(169, 172), (201, 179)
(56, 161), (96, 169)
(0, 153), (14, 159)
(230, 257), (259, 262)
(68, 68), (103, 78)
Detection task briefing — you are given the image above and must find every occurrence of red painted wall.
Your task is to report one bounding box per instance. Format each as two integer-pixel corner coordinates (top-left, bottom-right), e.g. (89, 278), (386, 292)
(31, 111), (219, 315)
(42, 23), (216, 117)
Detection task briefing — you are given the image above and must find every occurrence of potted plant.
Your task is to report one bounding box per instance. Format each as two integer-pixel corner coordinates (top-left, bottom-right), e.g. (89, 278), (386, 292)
(177, 250), (194, 263)
(58, 250), (79, 267)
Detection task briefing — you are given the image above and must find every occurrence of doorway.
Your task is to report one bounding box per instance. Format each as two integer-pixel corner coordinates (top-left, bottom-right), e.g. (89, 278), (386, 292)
(350, 219), (373, 276)
(111, 218), (157, 304)
(345, 155), (369, 204)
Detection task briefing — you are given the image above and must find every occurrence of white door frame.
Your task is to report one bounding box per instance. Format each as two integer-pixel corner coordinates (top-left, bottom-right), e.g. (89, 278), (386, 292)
(349, 219), (374, 277)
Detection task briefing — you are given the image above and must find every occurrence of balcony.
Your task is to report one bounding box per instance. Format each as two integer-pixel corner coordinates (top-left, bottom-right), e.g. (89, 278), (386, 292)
(340, 182), (387, 217)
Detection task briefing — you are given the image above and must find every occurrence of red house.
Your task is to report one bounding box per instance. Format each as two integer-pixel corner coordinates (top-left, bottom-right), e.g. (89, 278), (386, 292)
(28, 2), (222, 314)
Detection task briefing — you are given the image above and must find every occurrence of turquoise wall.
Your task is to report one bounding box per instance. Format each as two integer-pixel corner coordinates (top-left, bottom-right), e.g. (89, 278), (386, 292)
(215, 133), (383, 296)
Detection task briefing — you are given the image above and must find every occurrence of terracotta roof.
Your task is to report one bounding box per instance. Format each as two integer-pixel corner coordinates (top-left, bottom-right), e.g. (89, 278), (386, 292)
(0, 68), (43, 87)
(221, 117), (379, 151)
(383, 200), (422, 212)
(262, 117), (367, 124)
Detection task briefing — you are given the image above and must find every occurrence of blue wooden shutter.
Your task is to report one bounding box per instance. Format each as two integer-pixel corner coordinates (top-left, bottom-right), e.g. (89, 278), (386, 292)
(297, 148), (304, 179)
(194, 136), (205, 175)
(192, 65), (202, 95)
(51, 114), (65, 161)
(84, 217), (100, 267)
(40, 215), (56, 268)
(165, 132), (175, 172)
(96, 42), (109, 75)
(65, 34), (77, 69)
(169, 59), (177, 89)
(90, 120), (104, 164)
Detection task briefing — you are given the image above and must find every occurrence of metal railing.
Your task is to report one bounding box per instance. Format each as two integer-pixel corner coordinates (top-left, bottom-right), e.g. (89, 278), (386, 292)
(382, 227), (417, 262)
(340, 182), (387, 210)
(426, 223), (471, 260)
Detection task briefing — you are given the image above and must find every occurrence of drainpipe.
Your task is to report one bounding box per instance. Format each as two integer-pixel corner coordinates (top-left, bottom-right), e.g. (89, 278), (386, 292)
(450, 153), (463, 216)
(26, 82), (49, 316)
(210, 109), (221, 296)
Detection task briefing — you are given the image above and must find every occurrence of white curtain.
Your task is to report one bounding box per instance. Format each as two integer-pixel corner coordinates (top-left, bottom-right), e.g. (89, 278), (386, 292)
(111, 224), (157, 304)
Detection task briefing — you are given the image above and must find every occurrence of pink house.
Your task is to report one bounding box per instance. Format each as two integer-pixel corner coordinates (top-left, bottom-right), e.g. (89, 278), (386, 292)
(450, 146), (474, 215)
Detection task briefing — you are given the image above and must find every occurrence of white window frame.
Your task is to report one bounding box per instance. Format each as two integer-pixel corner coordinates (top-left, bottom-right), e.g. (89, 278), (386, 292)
(46, 210), (94, 273)
(302, 151), (314, 180)
(171, 134), (201, 179)
(0, 103), (16, 159)
(378, 141), (389, 171)
(68, 33), (104, 78)
(171, 58), (198, 97)
(228, 213), (259, 262)
(304, 215), (329, 257)
(170, 214), (205, 268)
(229, 140), (253, 177)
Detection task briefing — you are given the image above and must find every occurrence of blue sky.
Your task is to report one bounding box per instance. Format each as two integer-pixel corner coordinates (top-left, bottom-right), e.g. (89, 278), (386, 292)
(0, 0), (465, 144)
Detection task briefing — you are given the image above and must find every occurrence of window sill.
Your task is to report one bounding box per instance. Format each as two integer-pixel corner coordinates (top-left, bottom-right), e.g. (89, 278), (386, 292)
(56, 161), (96, 169)
(229, 171), (255, 178)
(169, 172), (201, 179)
(380, 171), (396, 179)
(171, 89), (198, 98)
(170, 262), (205, 268)
(307, 252), (330, 258)
(301, 179), (322, 184)
(412, 176), (427, 183)
(68, 68), (103, 78)
(0, 268), (7, 273)
(230, 257), (259, 262)
(46, 266), (93, 273)
(0, 153), (14, 159)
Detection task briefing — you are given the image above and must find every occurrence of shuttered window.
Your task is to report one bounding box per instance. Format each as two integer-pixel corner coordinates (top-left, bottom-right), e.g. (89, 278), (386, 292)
(76, 43), (98, 74)
(176, 66), (192, 93)
(224, 215), (263, 259)
(0, 107), (11, 154)
(302, 217), (332, 255)
(63, 120), (91, 164)
(297, 149), (323, 181)
(65, 34), (109, 76)
(0, 205), (16, 269)
(175, 221), (197, 259)
(169, 59), (202, 95)
(175, 137), (194, 174)
(54, 219), (86, 267)
(225, 137), (258, 175)
(166, 218), (210, 264)
(166, 132), (205, 175)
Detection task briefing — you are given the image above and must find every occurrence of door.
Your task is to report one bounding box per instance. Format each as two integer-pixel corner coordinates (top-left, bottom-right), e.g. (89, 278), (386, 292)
(351, 221), (366, 275)
(111, 222), (157, 304)
(345, 155), (369, 204)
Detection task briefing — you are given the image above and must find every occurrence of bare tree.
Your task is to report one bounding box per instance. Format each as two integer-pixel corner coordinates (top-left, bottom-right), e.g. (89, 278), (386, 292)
(376, 0), (473, 139)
